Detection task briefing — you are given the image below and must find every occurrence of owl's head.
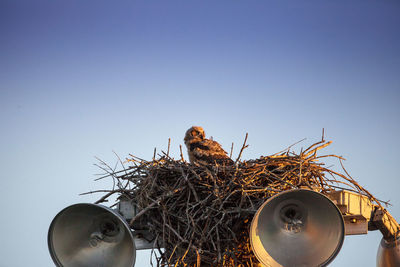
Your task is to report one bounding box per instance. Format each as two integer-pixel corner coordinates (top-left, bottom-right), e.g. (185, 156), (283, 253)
(184, 126), (205, 143)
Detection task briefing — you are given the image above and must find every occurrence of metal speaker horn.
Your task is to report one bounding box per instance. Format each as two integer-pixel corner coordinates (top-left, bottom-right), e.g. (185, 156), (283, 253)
(250, 189), (345, 267)
(48, 203), (136, 267)
(377, 236), (400, 267)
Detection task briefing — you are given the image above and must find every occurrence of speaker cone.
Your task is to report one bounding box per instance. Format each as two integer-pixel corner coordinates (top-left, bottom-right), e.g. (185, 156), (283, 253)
(48, 203), (136, 267)
(377, 236), (400, 267)
(250, 189), (345, 267)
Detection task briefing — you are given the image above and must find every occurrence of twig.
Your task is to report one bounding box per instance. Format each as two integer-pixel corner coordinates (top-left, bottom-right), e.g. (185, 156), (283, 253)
(167, 138), (171, 157)
(179, 145), (185, 162)
(273, 138), (307, 156)
(129, 198), (160, 226)
(235, 133), (248, 163)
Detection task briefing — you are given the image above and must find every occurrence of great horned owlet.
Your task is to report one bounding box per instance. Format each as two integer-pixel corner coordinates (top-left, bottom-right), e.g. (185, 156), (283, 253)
(184, 126), (234, 166)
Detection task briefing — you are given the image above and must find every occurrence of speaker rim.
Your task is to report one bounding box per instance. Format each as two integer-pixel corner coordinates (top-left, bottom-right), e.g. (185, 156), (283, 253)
(48, 203), (136, 267)
(250, 189), (345, 267)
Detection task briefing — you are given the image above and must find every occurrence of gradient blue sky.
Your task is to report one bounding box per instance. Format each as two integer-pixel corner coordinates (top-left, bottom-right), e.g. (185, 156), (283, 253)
(1, 1), (399, 266)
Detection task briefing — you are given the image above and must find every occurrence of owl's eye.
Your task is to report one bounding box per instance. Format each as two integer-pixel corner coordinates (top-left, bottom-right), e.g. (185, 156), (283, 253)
(191, 130), (197, 137)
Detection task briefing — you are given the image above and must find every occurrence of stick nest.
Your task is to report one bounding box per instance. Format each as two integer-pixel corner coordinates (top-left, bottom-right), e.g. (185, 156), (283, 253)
(87, 139), (382, 267)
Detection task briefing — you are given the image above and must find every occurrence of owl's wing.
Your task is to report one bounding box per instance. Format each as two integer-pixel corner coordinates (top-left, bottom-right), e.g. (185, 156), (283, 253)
(190, 139), (233, 165)
(201, 139), (229, 156)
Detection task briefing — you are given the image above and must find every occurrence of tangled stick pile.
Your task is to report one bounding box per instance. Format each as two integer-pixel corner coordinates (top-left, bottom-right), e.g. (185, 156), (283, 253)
(86, 139), (383, 267)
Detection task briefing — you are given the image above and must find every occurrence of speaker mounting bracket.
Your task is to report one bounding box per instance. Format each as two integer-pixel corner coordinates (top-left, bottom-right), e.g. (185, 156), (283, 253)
(326, 190), (400, 240)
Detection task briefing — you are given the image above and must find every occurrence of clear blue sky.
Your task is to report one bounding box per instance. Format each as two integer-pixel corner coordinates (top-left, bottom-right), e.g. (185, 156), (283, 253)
(1, 1), (399, 266)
